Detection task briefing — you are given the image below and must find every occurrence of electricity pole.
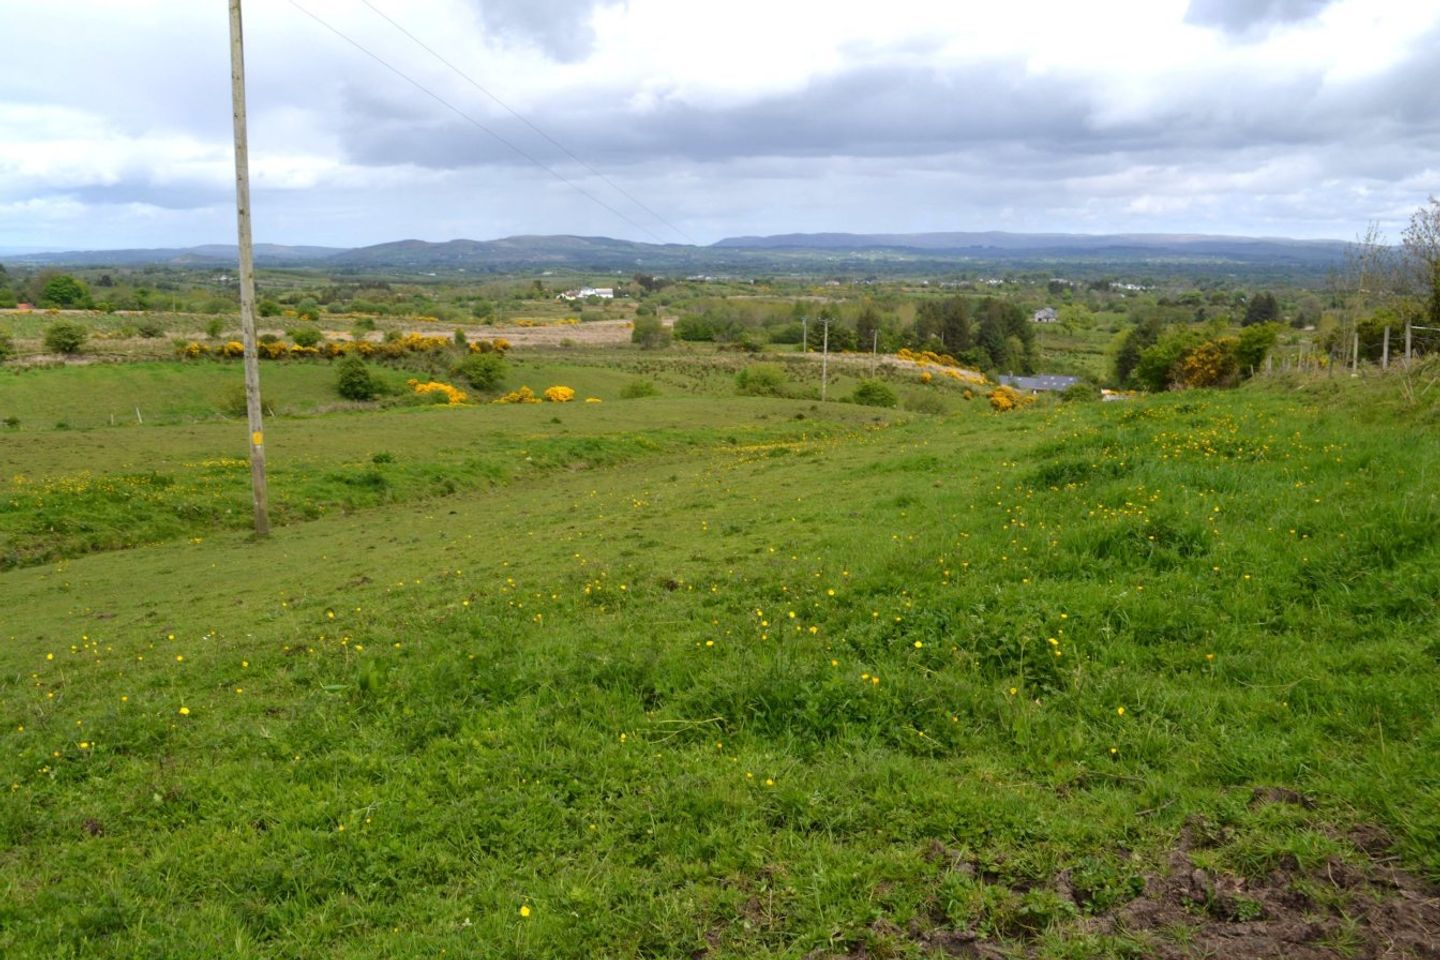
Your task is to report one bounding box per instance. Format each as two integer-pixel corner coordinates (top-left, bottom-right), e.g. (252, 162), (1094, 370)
(229, 0), (270, 537)
(821, 316), (830, 401)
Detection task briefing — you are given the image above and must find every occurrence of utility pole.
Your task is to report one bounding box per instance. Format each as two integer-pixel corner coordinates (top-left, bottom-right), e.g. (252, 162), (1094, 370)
(229, 0), (270, 537)
(871, 328), (878, 375)
(820, 317), (830, 401)
(802, 317), (808, 354)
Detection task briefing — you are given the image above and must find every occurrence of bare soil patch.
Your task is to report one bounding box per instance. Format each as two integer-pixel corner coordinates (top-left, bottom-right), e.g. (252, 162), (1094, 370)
(805, 803), (1439, 959)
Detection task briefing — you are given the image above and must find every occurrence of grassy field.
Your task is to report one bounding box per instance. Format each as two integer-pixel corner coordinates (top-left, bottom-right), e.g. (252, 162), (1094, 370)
(2, 354), (1439, 958)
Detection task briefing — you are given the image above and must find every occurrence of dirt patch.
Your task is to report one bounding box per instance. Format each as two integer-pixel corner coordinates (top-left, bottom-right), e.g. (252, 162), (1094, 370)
(1098, 820), (1440, 960)
(811, 817), (1439, 959)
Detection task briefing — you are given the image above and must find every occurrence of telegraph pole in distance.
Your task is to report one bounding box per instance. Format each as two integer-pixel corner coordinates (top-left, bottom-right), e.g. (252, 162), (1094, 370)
(229, 0), (270, 537)
(821, 316), (830, 401)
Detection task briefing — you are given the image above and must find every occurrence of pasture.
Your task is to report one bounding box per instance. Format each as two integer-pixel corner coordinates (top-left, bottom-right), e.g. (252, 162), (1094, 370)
(2, 349), (1438, 958)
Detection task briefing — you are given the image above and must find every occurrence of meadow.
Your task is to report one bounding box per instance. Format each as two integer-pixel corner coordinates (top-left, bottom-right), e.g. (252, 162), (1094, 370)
(2, 348), (1438, 958)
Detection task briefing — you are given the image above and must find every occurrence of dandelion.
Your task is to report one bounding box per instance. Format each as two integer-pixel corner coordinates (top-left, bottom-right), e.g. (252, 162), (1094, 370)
(913, 641), (923, 648)
(519, 905), (532, 918)
(78, 741), (90, 750)
(178, 706), (190, 716)
(45, 653), (54, 661)
(1116, 706), (1126, 716)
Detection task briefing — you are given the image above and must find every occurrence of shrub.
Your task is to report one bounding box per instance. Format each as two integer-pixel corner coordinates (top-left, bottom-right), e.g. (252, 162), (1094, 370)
(989, 384), (1033, 412)
(290, 326), (323, 348)
(258, 299), (281, 318)
(453, 327), (468, 348)
(736, 363), (788, 396)
(0, 328), (14, 361)
(631, 315), (672, 349)
(136, 317), (166, 339)
(851, 379), (898, 408)
(620, 378), (659, 399)
(296, 299), (321, 322)
(218, 383), (250, 418)
(495, 386), (541, 404)
(1060, 382), (1102, 402)
(903, 391), (947, 415)
(453, 352), (507, 392)
(43, 321), (89, 354)
(336, 357), (379, 401)
(543, 385), (576, 403)
(205, 318), (225, 340)
(407, 378), (467, 405)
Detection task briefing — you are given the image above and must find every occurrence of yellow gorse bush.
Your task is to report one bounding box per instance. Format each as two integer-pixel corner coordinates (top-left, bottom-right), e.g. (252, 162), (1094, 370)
(407, 379), (468, 405)
(543, 386), (575, 403)
(987, 384), (1033, 412)
(495, 386), (541, 404)
(896, 347), (988, 385)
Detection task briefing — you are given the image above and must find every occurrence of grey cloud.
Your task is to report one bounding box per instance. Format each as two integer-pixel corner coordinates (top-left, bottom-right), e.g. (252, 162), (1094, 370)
(464, 0), (624, 62)
(338, 62), (1102, 169)
(1184, 0), (1335, 33)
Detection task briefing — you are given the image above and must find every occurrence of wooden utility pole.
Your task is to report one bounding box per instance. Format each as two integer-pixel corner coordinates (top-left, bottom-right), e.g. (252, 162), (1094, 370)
(1406, 320), (1413, 367)
(1351, 330), (1359, 373)
(229, 0), (270, 537)
(821, 317), (830, 401)
(1383, 326), (1390, 370)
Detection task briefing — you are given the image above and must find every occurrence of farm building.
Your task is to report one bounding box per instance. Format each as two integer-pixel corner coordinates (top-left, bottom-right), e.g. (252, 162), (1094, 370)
(557, 287), (614, 301)
(998, 374), (1079, 393)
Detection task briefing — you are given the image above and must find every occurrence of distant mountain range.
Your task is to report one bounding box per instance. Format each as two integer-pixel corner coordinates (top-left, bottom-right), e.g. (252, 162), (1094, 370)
(3, 231), (1355, 274)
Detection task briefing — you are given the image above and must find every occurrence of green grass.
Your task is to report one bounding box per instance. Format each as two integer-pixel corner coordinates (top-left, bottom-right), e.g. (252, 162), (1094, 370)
(2, 358), (1438, 958)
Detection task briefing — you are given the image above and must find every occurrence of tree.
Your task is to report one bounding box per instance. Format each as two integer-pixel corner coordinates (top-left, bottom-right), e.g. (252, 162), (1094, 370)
(914, 297), (971, 354)
(39, 273), (89, 308)
(1242, 292), (1279, 326)
(855, 300), (881, 351)
(631, 315), (672, 349)
(1114, 315), (1164, 386)
(1402, 197), (1440, 328)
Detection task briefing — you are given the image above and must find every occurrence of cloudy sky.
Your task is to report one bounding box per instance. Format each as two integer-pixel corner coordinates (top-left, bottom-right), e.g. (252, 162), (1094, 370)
(2, 0), (1437, 251)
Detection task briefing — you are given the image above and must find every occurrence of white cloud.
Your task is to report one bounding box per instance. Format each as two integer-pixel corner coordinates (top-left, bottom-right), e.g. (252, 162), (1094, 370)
(1, 0), (1438, 247)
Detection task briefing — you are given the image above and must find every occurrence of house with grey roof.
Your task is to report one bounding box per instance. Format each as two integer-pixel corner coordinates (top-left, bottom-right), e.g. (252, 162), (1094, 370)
(998, 374), (1080, 393)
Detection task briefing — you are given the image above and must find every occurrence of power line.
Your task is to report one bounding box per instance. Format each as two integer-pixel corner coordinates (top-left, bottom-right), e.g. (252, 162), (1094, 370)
(287, 0), (669, 244)
(359, 0), (695, 245)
